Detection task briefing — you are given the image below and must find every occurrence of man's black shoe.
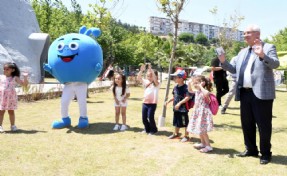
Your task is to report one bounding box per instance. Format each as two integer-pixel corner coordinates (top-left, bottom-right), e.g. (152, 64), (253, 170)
(236, 150), (258, 157)
(260, 155), (271, 165)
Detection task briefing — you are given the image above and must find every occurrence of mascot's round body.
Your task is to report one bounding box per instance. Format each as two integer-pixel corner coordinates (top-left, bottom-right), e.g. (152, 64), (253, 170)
(44, 26), (103, 129)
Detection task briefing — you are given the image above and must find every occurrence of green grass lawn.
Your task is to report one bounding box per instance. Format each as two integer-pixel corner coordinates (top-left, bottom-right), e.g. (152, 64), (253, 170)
(0, 82), (286, 176)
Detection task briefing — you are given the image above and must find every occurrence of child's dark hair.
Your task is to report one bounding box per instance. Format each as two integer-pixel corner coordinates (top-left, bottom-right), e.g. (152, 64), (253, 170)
(107, 70), (114, 80)
(4, 62), (20, 77)
(194, 75), (213, 92)
(113, 73), (127, 96)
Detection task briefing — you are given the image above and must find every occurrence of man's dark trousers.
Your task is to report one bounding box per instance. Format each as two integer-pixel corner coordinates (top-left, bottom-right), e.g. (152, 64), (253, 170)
(240, 88), (273, 156)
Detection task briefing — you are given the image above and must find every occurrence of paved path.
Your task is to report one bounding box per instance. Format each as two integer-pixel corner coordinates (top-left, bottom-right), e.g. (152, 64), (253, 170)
(16, 80), (113, 95)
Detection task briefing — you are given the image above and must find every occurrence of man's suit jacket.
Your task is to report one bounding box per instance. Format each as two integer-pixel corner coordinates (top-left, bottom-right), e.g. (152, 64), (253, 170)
(222, 43), (280, 101)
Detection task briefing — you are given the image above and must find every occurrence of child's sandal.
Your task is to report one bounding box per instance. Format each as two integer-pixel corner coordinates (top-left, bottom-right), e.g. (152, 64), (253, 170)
(200, 146), (213, 153)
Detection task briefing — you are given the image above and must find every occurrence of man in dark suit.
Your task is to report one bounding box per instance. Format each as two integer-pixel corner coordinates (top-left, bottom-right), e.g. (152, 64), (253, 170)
(218, 24), (280, 164)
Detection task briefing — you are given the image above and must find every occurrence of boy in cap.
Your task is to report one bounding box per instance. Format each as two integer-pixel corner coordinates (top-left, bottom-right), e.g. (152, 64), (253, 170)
(165, 68), (192, 142)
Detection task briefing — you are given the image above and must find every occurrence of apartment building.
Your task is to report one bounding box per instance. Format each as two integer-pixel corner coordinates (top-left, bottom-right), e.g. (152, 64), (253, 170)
(149, 16), (244, 41)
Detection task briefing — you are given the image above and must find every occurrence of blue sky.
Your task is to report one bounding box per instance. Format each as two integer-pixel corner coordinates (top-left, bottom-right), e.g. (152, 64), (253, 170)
(61, 0), (286, 39)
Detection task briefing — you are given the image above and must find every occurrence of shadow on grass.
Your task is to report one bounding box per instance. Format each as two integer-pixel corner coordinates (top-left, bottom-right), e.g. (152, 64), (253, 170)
(4, 129), (47, 134)
(273, 127), (287, 133)
(156, 130), (173, 137)
(121, 126), (174, 137)
(65, 123), (177, 137)
(209, 148), (287, 165)
(128, 126), (144, 133)
(87, 100), (104, 104)
(214, 123), (242, 130)
(66, 122), (117, 134)
(271, 155), (287, 165)
(160, 87), (172, 90)
(209, 147), (239, 157)
(66, 123), (154, 135)
(129, 98), (142, 101)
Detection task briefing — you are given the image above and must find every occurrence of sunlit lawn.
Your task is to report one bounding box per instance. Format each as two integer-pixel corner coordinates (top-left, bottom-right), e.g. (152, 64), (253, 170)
(0, 81), (286, 176)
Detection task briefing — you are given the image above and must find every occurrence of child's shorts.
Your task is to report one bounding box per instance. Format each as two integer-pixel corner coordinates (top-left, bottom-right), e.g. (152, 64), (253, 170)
(173, 111), (189, 128)
(114, 101), (127, 107)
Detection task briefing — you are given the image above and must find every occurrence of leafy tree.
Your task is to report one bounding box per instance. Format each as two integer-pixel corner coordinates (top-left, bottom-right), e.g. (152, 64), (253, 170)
(195, 32), (208, 46)
(268, 27), (287, 51)
(31, 0), (80, 41)
(134, 32), (157, 63)
(156, 0), (190, 121)
(210, 38), (219, 45)
(117, 20), (142, 33)
(81, 1), (123, 70)
(32, 0), (55, 34)
(209, 6), (244, 51)
(178, 32), (194, 43)
(174, 43), (213, 67)
(225, 41), (245, 59)
(69, 0), (83, 32)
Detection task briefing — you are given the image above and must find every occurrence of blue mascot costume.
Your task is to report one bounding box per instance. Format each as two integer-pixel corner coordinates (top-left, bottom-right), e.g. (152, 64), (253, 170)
(44, 26), (103, 129)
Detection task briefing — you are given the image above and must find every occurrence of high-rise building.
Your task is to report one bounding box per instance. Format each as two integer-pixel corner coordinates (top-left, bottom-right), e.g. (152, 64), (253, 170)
(149, 16), (244, 41)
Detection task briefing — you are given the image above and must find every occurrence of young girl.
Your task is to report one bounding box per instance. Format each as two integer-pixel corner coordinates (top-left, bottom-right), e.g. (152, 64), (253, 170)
(187, 75), (214, 152)
(112, 73), (130, 131)
(0, 62), (28, 132)
(137, 63), (160, 135)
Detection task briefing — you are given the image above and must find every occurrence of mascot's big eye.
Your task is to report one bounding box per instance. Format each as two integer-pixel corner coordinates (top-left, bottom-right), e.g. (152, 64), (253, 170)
(69, 42), (79, 50)
(57, 42), (65, 51)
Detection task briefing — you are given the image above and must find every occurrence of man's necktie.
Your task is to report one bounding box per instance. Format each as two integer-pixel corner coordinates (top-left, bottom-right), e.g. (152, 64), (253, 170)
(238, 47), (252, 88)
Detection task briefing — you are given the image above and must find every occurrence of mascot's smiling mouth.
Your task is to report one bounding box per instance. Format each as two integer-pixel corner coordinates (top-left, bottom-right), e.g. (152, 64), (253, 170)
(58, 54), (78, 62)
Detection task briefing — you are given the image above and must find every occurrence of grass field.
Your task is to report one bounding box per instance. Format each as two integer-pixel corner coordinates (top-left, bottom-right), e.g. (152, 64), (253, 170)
(0, 81), (286, 176)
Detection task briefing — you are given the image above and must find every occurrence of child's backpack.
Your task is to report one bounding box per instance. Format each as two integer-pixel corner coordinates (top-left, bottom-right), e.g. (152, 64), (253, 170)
(208, 93), (219, 115)
(185, 93), (195, 110)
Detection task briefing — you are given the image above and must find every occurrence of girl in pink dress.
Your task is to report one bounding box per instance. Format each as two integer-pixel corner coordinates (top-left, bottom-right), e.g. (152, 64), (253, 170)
(187, 75), (214, 153)
(0, 62), (28, 132)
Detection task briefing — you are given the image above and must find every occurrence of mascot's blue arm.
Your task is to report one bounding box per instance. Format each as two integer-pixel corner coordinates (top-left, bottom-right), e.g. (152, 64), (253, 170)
(43, 64), (52, 75)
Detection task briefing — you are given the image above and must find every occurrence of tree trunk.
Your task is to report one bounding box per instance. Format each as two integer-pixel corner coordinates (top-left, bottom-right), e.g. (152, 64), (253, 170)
(159, 17), (179, 125)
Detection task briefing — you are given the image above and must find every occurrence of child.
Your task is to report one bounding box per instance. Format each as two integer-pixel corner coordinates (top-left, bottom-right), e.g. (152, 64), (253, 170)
(137, 63), (160, 135)
(187, 75), (214, 152)
(0, 62), (28, 132)
(112, 73), (130, 131)
(165, 69), (192, 142)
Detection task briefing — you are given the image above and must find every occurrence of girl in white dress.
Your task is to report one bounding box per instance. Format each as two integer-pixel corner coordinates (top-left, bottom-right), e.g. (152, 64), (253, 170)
(112, 73), (130, 131)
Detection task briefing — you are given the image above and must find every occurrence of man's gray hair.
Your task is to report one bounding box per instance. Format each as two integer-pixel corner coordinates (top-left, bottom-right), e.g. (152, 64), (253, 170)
(248, 24), (261, 32)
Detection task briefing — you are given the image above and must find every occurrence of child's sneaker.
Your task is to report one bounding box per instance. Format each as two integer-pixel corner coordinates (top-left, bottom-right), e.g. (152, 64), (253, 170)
(140, 130), (147, 134)
(120, 125), (128, 131)
(199, 146), (213, 153)
(113, 124), (120, 131)
(168, 133), (179, 139)
(0, 126), (4, 133)
(193, 143), (206, 149)
(11, 125), (18, 132)
(180, 136), (189, 142)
